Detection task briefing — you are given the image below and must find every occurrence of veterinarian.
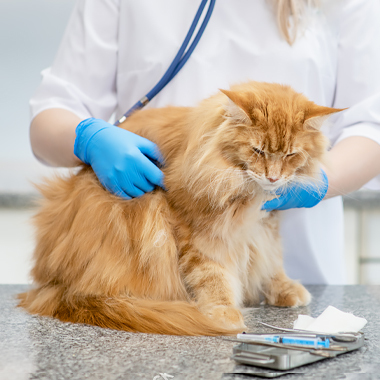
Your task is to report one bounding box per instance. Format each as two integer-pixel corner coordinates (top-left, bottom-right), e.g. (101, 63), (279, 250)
(29, 0), (380, 284)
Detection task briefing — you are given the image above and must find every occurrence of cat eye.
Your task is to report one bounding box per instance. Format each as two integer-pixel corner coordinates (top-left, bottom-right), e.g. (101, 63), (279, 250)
(253, 147), (264, 155)
(286, 152), (297, 157)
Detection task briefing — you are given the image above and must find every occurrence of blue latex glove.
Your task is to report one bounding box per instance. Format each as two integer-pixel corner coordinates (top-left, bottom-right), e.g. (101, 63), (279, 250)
(74, 118), (165, 199)
(261, 170), (328, 211)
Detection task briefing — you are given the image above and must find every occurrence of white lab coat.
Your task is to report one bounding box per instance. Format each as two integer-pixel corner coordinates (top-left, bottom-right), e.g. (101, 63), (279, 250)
(30, 0), (380, 284)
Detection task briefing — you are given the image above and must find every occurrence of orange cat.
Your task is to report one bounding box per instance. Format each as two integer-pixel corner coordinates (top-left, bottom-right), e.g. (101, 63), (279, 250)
(19, 81), (342, 336)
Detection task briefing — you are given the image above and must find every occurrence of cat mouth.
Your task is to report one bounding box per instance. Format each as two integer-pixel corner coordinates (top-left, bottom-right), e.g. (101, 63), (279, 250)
(260, 179), (291, 192)
(261, 183), (283, 192)
(244, 171), (289, 192)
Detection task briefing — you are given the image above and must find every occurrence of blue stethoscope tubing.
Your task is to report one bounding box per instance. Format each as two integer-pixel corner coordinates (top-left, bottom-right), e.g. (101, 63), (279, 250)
(114, 0), (216, 126)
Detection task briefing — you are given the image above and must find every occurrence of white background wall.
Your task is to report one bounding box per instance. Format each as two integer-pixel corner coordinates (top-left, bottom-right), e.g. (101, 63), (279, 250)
(0, 0), (76, 193)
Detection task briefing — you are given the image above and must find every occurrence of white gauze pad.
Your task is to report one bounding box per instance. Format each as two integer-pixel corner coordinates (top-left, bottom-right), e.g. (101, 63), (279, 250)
(293, 306), (367, 334)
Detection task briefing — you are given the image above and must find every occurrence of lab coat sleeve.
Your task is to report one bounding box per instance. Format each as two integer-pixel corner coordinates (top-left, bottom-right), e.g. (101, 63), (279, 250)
(30, 0), (120, 122)
(329, 0), (380, 190)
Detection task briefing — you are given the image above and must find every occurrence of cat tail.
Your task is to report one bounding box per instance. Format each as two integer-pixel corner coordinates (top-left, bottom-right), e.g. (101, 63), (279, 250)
(18, 286), (243, 336)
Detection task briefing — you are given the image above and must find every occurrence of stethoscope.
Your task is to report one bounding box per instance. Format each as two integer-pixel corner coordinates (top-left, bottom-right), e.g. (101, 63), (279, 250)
(114, 0), (216, 126)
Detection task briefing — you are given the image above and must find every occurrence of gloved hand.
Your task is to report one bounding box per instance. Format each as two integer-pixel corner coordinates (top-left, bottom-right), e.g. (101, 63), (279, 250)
(261, 170), (328, 211)
(74, 118), (165, 199)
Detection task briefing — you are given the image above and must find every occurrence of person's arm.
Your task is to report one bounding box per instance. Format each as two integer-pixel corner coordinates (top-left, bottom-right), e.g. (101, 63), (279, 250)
(324, 136), (380, 199)
(261, 135), (380, 211)
(29, 0), (165, 200)
(324, 0), (380, 196)
(263, 0), (380, 212)
(30, 108), (166, 199)
(30, 108), (82, 167)
(30, 0), (120, 164)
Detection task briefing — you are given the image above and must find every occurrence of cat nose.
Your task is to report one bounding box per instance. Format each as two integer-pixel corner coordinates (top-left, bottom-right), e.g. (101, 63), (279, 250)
(267, 177), (279, 183)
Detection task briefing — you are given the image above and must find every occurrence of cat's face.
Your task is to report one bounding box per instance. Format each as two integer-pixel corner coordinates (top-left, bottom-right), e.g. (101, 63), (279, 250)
(218, 84), (342, 192)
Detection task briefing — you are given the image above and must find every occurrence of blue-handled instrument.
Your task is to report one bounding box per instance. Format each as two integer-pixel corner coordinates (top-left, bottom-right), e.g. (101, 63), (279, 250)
(237, 333), (330, 349)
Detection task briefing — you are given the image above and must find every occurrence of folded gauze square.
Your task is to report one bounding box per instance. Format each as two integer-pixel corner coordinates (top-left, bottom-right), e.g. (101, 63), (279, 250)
(293, 306), (367, 334)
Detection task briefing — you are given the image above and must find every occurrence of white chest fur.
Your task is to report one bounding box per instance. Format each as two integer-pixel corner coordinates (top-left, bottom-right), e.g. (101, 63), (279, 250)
(193, 196), (280, 307)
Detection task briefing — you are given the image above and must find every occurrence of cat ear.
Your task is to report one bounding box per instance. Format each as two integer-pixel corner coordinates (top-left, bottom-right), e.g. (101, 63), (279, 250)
(220, 89), (252, 125)
(304, 105), (347, 130)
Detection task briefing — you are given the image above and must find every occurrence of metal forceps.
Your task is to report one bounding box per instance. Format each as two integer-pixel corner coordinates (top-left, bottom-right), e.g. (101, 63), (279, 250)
(257, 321), (362, 343)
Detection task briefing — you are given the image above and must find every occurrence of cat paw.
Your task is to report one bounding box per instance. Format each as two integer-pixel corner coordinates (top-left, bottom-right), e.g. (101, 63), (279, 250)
(265, 281), (311, 308)
(200, 304), (246, 331)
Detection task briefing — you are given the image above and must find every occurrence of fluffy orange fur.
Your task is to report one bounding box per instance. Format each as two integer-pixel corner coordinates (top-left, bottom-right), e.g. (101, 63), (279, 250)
(19, 81), (343, 336)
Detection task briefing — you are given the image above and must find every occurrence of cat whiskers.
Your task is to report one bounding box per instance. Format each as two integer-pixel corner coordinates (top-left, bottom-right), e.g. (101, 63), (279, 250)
(297, 170), (358, 202)
(205, 167), (241, 187)
(297, 148), (311, 162)
(202, 166), (255, 204)
(289, 174), (327, 199)
(244, 170), (262, 194)
(208, 169), (246, 195)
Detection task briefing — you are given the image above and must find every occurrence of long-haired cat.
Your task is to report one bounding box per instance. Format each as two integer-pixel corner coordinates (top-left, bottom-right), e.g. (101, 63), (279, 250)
(19, 81), (343, 336)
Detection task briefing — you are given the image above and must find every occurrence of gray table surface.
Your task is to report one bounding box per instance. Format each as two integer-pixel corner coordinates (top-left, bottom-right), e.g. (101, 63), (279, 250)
(1, 285), (379, 380)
